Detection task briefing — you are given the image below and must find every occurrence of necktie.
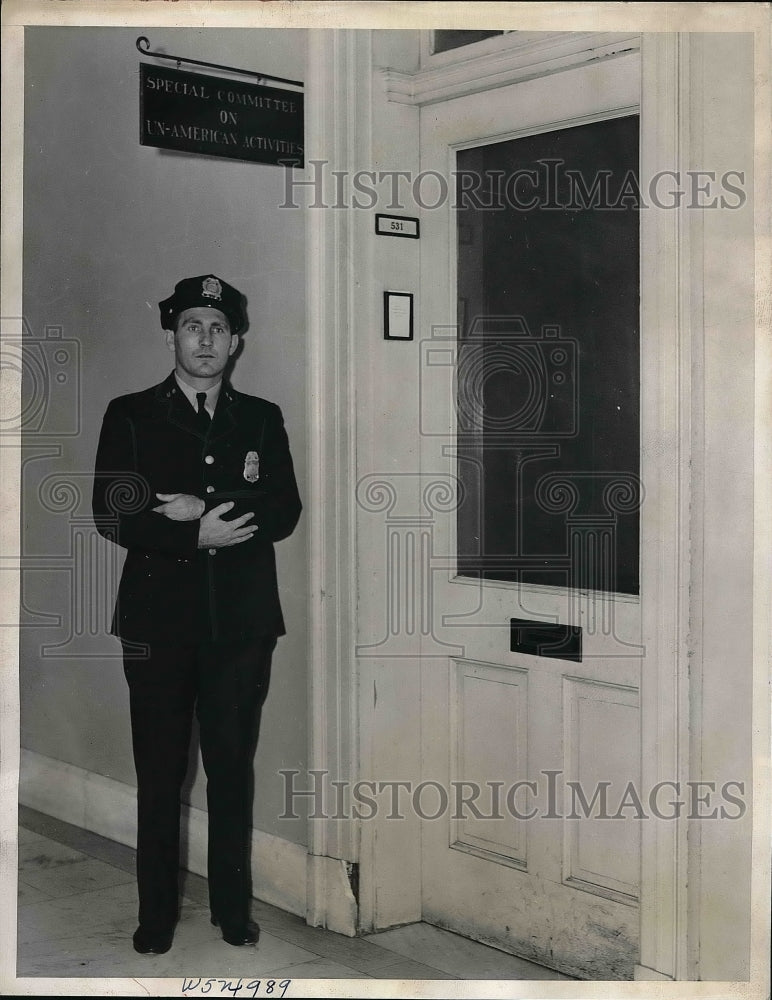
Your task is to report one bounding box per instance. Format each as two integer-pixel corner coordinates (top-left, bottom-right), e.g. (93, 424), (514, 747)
(196, 392), (211, 431)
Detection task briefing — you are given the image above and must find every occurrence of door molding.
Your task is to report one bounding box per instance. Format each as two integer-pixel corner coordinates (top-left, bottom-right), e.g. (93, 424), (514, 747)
(304, 28), (370, 933)
(382, 32), (641, 106)
(636, 32), (694, 981)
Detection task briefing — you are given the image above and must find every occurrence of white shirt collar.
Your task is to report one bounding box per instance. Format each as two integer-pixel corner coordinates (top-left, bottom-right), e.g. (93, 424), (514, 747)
(174, 372), (222, 418)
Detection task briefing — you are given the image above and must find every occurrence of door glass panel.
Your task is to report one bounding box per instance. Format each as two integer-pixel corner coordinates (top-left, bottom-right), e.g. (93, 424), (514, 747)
(455, 115), (640, 594)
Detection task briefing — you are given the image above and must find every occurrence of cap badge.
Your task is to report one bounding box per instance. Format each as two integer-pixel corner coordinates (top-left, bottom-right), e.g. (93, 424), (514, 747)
(202, 276), (222, 301)
(243, 450), (260, 483)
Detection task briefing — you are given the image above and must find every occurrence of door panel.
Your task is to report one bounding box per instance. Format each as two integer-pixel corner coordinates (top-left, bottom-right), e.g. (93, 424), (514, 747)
(418, 50), (642, 979)
(562, 677), (640, 901)
(450, 659), (528, 866)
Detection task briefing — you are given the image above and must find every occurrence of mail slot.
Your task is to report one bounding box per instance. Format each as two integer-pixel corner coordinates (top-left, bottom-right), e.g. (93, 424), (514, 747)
(510, 618), (582, 662)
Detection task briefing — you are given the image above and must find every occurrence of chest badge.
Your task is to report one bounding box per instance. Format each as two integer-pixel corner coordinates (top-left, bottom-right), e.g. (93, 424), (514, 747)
(243, 450), (260, 483)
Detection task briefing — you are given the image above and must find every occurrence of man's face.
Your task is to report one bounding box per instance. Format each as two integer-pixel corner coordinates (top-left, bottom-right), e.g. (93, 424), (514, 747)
(166, 307), (239, 385)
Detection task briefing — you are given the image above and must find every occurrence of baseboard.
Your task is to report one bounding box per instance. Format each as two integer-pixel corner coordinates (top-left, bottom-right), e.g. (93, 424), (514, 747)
(18, 748), (307, 918)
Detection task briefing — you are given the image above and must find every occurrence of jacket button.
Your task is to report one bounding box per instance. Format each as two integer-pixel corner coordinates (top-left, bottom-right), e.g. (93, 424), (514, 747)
(205, 455), (214, 465)
(206, 485), (215, 494)
(208, 548), (217, 556)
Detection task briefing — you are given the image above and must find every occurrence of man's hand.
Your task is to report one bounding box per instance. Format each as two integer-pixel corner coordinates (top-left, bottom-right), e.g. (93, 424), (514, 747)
(153, 493), (206, 521)
(198, 502), (256, 548)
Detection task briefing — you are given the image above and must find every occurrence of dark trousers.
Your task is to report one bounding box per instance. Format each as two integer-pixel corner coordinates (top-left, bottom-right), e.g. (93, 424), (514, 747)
(122, 635), (277, 933)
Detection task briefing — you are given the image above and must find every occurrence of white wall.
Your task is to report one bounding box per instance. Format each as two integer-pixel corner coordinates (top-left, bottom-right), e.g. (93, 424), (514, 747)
(20, 25), (308, 848)
(354, 29), (424, 932)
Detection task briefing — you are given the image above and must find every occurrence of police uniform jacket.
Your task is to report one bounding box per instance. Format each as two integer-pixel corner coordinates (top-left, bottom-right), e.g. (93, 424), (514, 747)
(92, 372), (302, 644)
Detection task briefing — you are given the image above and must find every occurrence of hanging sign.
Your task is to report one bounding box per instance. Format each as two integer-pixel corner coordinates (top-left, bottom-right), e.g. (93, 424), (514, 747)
(140, 63), (304, 167)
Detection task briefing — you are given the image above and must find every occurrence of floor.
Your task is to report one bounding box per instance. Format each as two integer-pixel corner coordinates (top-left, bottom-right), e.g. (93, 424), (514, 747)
(15, 805), (574, 983)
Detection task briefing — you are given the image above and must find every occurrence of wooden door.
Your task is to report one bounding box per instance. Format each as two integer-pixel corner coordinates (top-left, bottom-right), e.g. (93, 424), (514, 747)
(417, 49), (644, 980)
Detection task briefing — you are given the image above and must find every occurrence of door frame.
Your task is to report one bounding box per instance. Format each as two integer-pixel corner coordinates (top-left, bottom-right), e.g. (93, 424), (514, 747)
(305, 29), (693, 979)
(636, 33), (694, 982)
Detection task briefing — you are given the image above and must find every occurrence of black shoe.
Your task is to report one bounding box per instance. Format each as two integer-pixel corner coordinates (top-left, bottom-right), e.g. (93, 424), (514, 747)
(210, 916), (260, 946)
(132, 925), (174, 954)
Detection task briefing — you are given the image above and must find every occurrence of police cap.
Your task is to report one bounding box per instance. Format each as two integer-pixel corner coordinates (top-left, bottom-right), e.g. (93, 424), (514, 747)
(158, 275), (247, 335)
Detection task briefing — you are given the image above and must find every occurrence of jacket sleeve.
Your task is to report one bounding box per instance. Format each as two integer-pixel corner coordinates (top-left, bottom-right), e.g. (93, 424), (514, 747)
(92, 398), (200, 558)
(210, 402), (302, 544)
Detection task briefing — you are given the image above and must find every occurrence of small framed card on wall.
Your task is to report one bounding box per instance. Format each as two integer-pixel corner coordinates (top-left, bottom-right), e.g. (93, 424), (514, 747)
(384, 291), (414, 341)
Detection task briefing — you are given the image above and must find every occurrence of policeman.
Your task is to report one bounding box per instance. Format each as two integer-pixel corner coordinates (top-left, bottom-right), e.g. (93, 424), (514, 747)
(92, 275), (302, 954)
